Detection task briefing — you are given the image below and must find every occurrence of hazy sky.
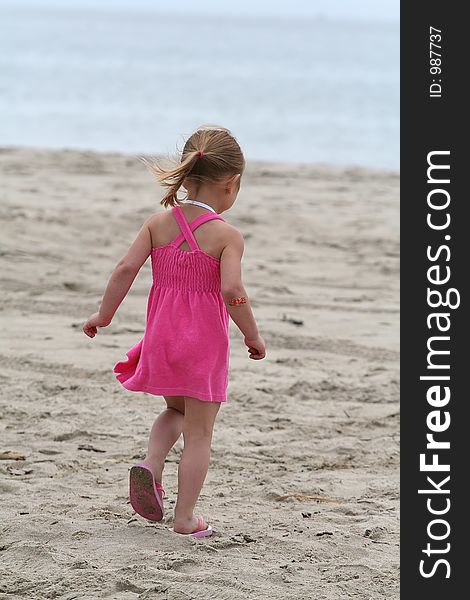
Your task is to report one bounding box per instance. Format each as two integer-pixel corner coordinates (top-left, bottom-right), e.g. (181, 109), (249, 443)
(4, 0), (399, 22)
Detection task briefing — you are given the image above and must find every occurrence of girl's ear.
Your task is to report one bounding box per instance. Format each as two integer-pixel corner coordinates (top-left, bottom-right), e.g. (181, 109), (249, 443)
(226, 173), (241, 193)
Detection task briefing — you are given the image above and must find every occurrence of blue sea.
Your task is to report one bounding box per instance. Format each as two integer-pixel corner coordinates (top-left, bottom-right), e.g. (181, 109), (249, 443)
(1, 3), (399, 168)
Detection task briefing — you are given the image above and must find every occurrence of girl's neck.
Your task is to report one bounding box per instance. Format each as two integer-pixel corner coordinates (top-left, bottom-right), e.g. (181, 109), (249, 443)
(181, 191), (223, 214)
(181, 199), (217, 213)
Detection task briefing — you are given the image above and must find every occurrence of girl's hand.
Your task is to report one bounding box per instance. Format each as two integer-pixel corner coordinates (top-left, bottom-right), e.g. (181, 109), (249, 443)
(83, 312), (111, 338)
(244, 334), (266, 360)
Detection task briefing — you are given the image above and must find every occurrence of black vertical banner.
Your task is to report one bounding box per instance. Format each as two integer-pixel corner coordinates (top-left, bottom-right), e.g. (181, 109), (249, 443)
(401, 2), (467, 596)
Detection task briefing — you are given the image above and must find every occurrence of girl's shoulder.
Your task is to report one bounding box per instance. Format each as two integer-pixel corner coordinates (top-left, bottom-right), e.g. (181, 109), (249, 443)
(147, 209), (168, 224)
(220, 223), (245, 256)
(221, 219), (244, 238)
(206, 219), (244, 250)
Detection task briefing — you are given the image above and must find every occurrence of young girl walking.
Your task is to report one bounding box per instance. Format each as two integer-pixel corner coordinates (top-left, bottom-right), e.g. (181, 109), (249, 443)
(83, 125), (266, 538)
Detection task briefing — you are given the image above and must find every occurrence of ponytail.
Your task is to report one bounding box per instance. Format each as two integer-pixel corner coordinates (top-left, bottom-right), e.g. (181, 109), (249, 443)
(140, 150), (200, 208)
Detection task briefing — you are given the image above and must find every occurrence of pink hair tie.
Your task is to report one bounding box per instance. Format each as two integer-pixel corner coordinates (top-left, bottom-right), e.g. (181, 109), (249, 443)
(198, 150), (204, 159)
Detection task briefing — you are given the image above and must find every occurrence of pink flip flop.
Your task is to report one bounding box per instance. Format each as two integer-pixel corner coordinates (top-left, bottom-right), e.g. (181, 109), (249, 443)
(168, 514), (213, 538)
(129, 463), (165, 522)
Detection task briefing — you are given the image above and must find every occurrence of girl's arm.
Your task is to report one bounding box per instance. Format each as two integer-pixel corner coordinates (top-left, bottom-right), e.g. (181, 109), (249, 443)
(83, 216), (154, 338)
(220, 227), (266, 359)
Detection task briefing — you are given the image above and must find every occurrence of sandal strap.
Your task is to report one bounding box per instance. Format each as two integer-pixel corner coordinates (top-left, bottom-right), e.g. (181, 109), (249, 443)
(155, 482), (165, 496)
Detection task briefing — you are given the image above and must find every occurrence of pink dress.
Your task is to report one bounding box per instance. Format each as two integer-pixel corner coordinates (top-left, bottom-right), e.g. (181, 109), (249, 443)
(113, 206), (230, 403)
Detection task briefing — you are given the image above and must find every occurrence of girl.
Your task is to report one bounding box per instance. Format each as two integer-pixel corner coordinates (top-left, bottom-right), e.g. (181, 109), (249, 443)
(83, 125), (266, 538)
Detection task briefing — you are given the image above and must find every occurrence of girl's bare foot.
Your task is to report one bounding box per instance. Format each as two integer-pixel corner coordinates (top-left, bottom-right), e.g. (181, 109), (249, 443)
(173, 514), (209, 534)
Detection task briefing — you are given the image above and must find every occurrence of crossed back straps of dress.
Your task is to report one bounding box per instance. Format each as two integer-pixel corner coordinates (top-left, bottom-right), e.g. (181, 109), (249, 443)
(171, 206), (225, 252)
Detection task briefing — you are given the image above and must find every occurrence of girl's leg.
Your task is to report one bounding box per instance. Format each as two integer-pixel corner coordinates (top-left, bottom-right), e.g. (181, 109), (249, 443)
(141, 395), (185, 483)
(173, 396), (221, 533)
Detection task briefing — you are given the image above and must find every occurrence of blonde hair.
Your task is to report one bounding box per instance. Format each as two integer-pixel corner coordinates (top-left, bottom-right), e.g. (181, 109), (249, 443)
(141, 125), (245, 208)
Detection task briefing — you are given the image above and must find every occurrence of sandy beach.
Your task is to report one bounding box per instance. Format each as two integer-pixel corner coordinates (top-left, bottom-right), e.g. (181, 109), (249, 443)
(0, 147), (399, 599)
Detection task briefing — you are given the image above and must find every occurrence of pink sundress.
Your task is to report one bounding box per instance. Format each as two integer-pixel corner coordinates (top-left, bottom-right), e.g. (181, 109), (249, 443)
(113, 206), (230, 403)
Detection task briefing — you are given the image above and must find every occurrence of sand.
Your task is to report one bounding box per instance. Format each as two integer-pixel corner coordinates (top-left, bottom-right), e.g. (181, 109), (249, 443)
(0, 147), (399, 599)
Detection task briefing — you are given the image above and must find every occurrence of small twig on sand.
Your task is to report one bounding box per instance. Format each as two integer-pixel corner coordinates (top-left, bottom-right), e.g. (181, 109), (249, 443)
(275, 493), (343, 504)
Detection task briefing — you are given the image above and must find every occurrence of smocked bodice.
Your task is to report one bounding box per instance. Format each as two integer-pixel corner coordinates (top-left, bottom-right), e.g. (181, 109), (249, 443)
(151, 246), (222, 293)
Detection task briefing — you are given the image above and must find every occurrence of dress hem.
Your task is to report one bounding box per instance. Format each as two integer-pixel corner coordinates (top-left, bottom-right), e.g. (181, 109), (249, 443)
(117, 378), (227, 403)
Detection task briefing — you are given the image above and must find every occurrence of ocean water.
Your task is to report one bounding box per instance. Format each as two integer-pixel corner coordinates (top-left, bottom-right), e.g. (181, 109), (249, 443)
(1, 5), (399, 168)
